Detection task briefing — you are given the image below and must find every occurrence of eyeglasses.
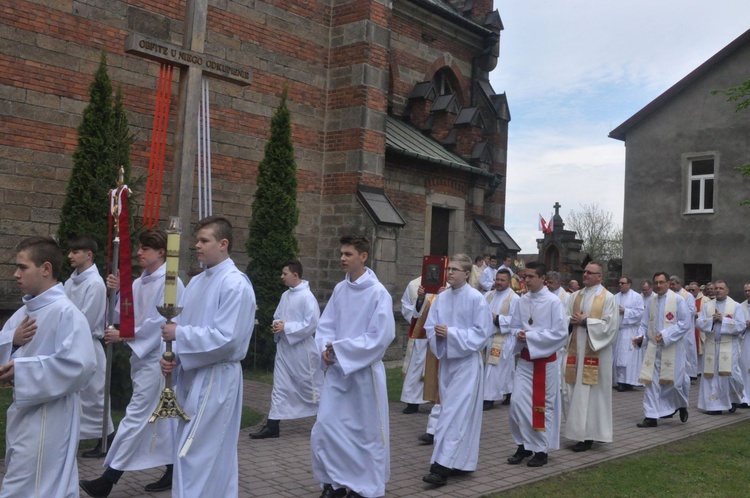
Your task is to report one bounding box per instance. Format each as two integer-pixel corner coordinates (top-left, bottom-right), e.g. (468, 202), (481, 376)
(583, 270), (602, 275)
(446, 267), (465, 273)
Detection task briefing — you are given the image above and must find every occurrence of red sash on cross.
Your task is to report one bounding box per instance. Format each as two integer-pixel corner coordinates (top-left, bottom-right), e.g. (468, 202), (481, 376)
(521, 348), (557, 431)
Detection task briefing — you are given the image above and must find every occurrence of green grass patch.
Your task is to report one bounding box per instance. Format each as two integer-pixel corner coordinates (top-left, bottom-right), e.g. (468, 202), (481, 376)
(243, 368), (275, 385)
(241, 406), (265, 429)
(386, 366), (404, 403)
(485, 419), (750, 498)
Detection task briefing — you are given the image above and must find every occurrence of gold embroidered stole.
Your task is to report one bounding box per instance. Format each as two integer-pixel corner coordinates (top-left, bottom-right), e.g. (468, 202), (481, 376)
(694, 297), (707, 356)
(639, 293), (677, 385)
(420, 295), (440, 402)
(702, 298), (736, 378)
(486, 291), (513, 365)
(565, 290), (606, 385)
(402, 293), (434, 376)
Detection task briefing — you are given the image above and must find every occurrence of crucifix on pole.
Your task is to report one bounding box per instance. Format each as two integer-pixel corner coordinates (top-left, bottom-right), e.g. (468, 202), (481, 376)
(124, 0), (252, 276)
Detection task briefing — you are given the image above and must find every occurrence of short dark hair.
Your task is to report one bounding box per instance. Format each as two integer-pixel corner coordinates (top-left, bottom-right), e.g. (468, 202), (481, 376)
(339, 235), (370, 255)
(526, 262), (546, 278)
(653, 271), (669, 281)
(497, 268), (512, 278)
(195, 215), (233, 251)
(474, 255), (484, 264)
(620, 276), (632, 284)
(68, 235), (98, 254)
(641, 280), (652, 288)
(139, 228), (167, 252)
(489, 255), (498, 261)
(17, 236), (62, 279)
(285, 259), (303, 278)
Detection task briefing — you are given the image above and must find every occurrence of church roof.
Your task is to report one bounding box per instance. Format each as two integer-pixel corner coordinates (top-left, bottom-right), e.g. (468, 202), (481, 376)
(472, 217), (521, 251)
(610, 28), (750, 141)
(386, 115), (492, 177)
(407, 0), (497, 37)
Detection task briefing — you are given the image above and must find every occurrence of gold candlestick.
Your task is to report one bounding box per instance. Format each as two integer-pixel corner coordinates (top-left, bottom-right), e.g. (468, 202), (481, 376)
(149, 217), (190, 423)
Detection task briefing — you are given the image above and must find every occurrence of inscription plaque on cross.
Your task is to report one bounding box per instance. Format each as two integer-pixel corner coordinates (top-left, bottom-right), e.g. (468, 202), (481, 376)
(124, 0), (252, 274)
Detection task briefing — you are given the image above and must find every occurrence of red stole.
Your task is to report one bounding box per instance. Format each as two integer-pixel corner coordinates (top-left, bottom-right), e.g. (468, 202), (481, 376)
(521, 348), (557, 431)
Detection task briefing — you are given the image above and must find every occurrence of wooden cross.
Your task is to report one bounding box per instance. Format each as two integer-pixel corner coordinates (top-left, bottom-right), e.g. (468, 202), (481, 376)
(124, 0), (252, 274)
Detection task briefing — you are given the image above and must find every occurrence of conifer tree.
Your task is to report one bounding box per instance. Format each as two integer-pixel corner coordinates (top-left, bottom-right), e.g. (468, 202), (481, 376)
(246, 88), (300, 369)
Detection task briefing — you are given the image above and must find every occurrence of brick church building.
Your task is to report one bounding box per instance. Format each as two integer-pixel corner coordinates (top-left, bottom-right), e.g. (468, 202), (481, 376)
(0, 0), (519, 331)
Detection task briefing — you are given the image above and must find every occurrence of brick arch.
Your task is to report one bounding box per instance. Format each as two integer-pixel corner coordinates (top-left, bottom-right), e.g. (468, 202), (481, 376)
(423, 55), (467, 107)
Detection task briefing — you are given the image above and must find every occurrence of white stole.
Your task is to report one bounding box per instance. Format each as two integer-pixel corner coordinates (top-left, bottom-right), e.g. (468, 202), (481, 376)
(703, 298), (737, 378)
(639, 292), (678, 385)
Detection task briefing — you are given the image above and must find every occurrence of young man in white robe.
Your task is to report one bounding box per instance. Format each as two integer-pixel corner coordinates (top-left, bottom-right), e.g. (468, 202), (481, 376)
(634, 272), (691, 428)
(310, 235), (395, 498)
(399, 276), (432, 414)
(483, 268), (519, 411)
(0, 236), (96, 497)
(506, 262), (568, 468)
(740, 282), (750, 406)
(479, 255), (498, 292)
(422, 253), (493, 486)
(614, 276), (645, 391)
(497, 255), (515, 277)
(696, 280), (746, 414)
(80, 229), (185, 497)
(563, 262), (618, 453)
(160, 216), (256, 497)
(250, 259), (322, 439)
(670, 276), (698, 378)
(64, 234), (115, 457)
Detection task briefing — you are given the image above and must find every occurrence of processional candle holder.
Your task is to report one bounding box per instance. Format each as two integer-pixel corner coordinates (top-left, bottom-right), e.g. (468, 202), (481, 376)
(149, 217), (190, 423)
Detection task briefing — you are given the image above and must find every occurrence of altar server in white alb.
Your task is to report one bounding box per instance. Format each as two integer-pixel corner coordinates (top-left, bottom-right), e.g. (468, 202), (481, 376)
(634, 272), (691, 428)
(479, 255), (499, 292)
(250, 259), (322, 439)
(696, 280), (746, 415)
(613, 276), (645, 392)
(506, 262), (568, 468)
(740, 282), (750, 405)
(422, 253), (493, 487)
(483, 268), (519, 411)
(311, 235), (394, 498)
(160, 216), (256, 497)
(0, 236), (96, 497)
(64, 235), (115, 457)
(80, 229), (185, 497)
(563, 262), (618, 453)
(399, 276), (432, 414)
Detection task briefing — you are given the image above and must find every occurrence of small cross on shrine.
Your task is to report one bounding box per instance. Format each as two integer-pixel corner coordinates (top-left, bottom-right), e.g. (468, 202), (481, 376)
(553, 202), (561, 217)
(124, 0), (252, 273)
(121, 298), (133, 316)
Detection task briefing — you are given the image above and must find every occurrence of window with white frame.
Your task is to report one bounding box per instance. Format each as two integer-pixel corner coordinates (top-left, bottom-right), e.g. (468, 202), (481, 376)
(686, 157), (715, 213)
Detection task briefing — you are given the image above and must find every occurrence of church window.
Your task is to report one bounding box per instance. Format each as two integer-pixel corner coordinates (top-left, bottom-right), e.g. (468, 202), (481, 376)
(686, 156), (715, 214)
(433, 69), (455, 96)
(684, 264), (712, 285)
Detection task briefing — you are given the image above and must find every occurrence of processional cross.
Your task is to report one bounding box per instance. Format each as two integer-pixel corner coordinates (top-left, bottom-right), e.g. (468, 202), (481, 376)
(124, 0), (252, 275)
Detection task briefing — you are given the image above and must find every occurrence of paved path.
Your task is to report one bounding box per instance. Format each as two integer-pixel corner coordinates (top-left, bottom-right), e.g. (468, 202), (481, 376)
(4, 380), (749, 497)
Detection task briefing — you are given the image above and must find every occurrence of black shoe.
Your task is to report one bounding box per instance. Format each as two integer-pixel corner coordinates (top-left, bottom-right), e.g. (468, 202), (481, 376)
(507, 445), (533, 464)
(527, 452), (548, 467)
(422, 472), (448, 486)
(80, 477), (113, 497)
(739, 403), (750, 409)
(144, 467), (173, 492)
(729, 403), (738, 413)
(706, 410), (722, 415)
(616, 384), (625, 392)
(418, 433), (434, 445)
(82, 432), (116, 459)
(320, 484), (347, 498)
(680, 407), (689, 422)
(660, 410), (675, 419)
(402, 403), (419, 414)
(249, 425), (280, 439)
(482, 400), (495, 411)
(449, 469), (473, 476)
(572, 440), (593, 452)
(501, 394), (511, 405)
(637, 418), (657, 428)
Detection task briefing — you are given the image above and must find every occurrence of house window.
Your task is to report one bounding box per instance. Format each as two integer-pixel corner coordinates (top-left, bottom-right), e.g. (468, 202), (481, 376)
(686, 157), (714, 213)
(684, 264), (712, 285)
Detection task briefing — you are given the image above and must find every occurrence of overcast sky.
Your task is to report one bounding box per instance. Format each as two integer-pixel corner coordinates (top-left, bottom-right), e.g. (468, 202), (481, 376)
(489, 1), (750, 253)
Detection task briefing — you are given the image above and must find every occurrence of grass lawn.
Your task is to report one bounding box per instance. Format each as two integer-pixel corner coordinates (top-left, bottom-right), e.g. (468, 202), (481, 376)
(485, 419), (750, 498)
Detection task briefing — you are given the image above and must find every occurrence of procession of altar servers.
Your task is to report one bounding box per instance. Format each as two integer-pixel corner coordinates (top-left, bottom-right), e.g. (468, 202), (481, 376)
(2, 235), (749, 498)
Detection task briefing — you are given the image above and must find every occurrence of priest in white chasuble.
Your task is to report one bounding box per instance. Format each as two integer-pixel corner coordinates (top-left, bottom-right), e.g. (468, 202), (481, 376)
(563, 262), (619, 453)
(0, 236), (96, 498)
(613, 276), (645, 391)
(160, 216), (256, 497)
(507, 262), (568, 468)
(696, 280), (746, 414)
(483, 268), (519, 410)
(670, 275), (698, 378)
(634, 272), (691, 428)
(421, 254), (493, 487)
(310, 236), (395, 498)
